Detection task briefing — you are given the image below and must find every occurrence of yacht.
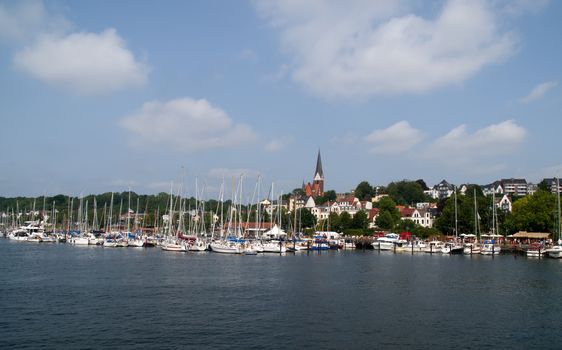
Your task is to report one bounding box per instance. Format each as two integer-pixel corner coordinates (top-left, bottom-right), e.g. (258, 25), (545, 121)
(545, 244), (562, 259)
(188, 239), (208, 252)
(70, 236), (90, 245)
(481, 239), (501, 255)
(262, 240), (287, 253)
(424, 240), (444, 253)
(209, 240), (241, 254)
(524, 243), (545, 258)
(376, 233), (399, 251)
(160, 238), (187, 252)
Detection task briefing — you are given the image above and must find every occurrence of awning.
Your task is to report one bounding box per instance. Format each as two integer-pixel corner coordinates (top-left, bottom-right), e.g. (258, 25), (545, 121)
(511, 231), (550, 239)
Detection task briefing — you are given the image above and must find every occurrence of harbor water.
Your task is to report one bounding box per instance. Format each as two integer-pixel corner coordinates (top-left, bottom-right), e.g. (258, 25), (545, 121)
(1, 239), (562, 349)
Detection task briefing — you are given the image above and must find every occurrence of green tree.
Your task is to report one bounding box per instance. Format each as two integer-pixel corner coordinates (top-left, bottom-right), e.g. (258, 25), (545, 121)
(354, 181), (374, 201)
(387, 180), (426, 205)
(340, 211), (352, 231)
(328, 212), (341, 232)
(504, 190), (557, 234)
(351, 210), (369, 230)
(434, 190), (495, 236)
(396, 219), (416, 232)
(315, 190), (336, 205)
(298, 208), (316, 229)
(375, 211), (395, 230)
(292, 188), (305, 196)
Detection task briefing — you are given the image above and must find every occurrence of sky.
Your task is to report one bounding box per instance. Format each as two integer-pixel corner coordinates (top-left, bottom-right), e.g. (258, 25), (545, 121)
(1, 0), (561, 198)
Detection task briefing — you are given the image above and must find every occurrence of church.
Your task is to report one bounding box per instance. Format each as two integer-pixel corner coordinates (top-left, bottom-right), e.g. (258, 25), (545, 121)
(303, 150), (325, 198)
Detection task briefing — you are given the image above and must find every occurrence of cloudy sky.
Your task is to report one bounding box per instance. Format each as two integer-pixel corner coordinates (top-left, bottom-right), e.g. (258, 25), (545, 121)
(1, 0), (561, 197)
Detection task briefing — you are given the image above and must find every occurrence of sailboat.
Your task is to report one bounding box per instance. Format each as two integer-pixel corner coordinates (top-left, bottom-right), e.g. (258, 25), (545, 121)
(545, 178), (562, 258)
(481, 189), (502, 255)
(445, 186), (464, 254)
(188, 178), (209, 252)
(160, 182), (187, 252)
(463, 189), (481, 254)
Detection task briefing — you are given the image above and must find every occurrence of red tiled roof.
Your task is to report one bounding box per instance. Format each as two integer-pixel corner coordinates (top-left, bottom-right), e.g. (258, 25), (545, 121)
(399, 207), (415, 217)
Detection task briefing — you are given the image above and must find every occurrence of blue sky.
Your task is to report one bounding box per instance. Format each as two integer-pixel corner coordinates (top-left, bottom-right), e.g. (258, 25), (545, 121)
(1, 0), (561, 197)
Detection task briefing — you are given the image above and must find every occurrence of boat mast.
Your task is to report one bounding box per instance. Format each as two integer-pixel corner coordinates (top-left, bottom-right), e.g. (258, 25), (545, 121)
(473, 188), (479, 240)
(556, 177), (562, 244)
(454, 186), (458, 239)
(108, 192), (114, 233)
(492, 189), (496, 236)
(127, 188), (131, 234)
(167, 182), (174, 239)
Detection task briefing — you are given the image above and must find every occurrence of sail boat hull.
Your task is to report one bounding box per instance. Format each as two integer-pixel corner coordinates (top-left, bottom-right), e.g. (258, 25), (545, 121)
(210, 242), (241, 254)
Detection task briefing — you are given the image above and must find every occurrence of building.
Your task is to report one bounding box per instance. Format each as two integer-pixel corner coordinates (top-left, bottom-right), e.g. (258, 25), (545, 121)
(501, 178), (528, 196)
(426, 180), (454, 199)
(495, 194), (512, 212)
(399, 207), (434, 228)
(481, 181), (503, 196)
(541, 178), (562, 194)
(303, 150), (325, 198)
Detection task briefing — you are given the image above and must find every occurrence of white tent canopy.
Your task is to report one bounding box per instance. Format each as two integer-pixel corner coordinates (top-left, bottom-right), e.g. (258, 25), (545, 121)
(262, 224), (287, 239)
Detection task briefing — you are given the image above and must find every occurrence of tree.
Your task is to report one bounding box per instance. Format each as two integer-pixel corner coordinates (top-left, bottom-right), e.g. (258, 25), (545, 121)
(376, 211), (395, 230)
(504, 190), (557, 234)
(434, 189), (495, 236)
(355, 181), (373, 201)
(328, 212), (341, 232)
(387, 180), (426, 205)
(340, 211), (352, 231)
(396, 219), (416, 232)
(315, 190), (336, 205)
(298, 208), (316, 229)
(292, 188), (305, 196)
(351, 210), (369, 230)
(324, 190), (336, 202)
(415, 179), (429, 191)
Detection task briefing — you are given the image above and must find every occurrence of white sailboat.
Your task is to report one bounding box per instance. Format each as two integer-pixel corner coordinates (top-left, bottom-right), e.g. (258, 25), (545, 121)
(464, 190), (481, 254)
(161, 182), (187, 252)
(210, 175), (244, 254)
(481, 190), (502, 255)
(446, 186), (464, 254)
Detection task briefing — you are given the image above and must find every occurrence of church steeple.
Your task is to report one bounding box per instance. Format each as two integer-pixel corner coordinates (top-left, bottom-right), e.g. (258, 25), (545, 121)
(312, 150), (324, 196)
(304, 150), (325, 198)
(314, 150), (324, 179)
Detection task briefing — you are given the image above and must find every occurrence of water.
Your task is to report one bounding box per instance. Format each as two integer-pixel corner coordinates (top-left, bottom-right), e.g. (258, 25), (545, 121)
(1, 239), (562, 349)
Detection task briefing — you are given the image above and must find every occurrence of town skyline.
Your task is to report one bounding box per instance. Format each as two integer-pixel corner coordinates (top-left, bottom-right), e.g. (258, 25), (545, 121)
(1, 0), (561, 197)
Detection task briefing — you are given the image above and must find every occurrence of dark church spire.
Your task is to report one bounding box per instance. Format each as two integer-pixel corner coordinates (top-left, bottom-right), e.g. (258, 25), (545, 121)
(315, 149), (324, 179)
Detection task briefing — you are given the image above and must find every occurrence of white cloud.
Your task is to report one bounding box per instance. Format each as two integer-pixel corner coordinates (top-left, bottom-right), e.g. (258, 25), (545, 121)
(256, 0), (516, 98)
(520, 81), (558, 103)
(0, 1), (70, 43)
(364, 121), (425, 154)
(121, 97), (257, 152)
(424, 120), (526, 166)
(14, 29), (148, 94)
